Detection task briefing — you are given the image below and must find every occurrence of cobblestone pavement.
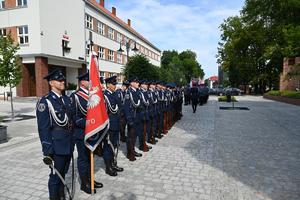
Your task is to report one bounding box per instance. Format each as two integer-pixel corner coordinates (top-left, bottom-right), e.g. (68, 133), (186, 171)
(0, 96), (299, 200)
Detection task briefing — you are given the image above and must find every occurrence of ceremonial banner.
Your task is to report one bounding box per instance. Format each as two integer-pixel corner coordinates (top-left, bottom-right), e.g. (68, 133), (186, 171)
(85, 52), (109, 151)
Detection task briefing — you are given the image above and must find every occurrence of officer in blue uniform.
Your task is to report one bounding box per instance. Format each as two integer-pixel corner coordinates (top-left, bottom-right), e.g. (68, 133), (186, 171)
(155, 81), (166, 135)
(124, 76), (143, 160)
(183, 84), (190, 105)
(36, 68), (74, 200)
(70, 72), (102, 194)
(103, 76), (124, 176)
(148, 80), (159, 142)
(138, 79), (152, 151)
(116, 81), (130, 142)
(198, 84), (205, 106)
(190, 82), (200, 113)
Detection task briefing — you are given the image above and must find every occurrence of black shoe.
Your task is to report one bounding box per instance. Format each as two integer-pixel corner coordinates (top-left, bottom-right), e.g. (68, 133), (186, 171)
(80, 174), (96, 194)
(58, 189), (65, 200)
(147, 145), (152, 149)
(111, 158), (124, 172)
(105, 159), (118, 176)
(86, 172), (103, 188)
(49, 194), (59, 200)
(139, 142), (149, 151)
(134, 149), (142, 157)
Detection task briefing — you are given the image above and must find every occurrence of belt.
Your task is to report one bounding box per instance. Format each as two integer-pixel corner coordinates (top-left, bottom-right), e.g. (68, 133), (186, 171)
(51, 126), (69, 131)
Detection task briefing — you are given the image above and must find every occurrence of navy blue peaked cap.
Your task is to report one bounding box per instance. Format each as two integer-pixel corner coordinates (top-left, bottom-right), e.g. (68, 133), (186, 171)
(122, 81), (130, 87)
(105, 76), (117, 84)
(43, 68), (66, 82)
(100, 77), (104, 84)
(193, 83), (197, 86)
(148, 80), (155, 85)
(156, 80), (164, 86)
(76, 72), (89, 81)
(129, 76), (139, 83)
(139, 78), (147, 85)
(165, 82), (172, 88)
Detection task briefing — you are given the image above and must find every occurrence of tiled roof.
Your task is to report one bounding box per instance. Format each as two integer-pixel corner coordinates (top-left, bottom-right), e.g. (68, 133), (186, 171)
(88, 0), (160, 52)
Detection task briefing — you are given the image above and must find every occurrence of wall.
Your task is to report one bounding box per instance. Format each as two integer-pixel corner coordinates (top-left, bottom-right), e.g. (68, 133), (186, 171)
(280, 57), (300, 91)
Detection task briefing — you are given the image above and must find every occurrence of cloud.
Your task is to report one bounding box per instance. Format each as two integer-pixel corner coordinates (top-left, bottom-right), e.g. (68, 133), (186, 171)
(107, 0), (243, 78)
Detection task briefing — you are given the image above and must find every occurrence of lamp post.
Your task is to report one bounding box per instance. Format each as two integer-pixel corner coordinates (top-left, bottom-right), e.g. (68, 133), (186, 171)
(117, 38), (139, 80)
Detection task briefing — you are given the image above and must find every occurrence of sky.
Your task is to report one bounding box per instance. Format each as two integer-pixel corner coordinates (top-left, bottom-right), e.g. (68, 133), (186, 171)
(105, 0), (246, 79)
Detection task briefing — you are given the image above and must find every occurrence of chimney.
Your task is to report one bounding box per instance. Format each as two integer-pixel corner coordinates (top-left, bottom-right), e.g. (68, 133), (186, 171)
(99, 0), (104, 7)
(128, 19), (131, 27)
(112, 7), (116, 16)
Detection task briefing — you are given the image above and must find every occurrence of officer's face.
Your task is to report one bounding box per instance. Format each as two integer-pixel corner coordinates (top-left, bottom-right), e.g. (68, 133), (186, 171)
(141, 84), (147, 90)
(81, 80), (89, 90)
(107, 83), (116, 92)
(131, 82), (139, 89)
(50, 79), (65, 92)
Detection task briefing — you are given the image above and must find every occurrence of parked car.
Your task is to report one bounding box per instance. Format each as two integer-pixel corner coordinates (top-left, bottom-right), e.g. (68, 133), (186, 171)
(218, 88), (244, 96)
(209, 88), (218, 95)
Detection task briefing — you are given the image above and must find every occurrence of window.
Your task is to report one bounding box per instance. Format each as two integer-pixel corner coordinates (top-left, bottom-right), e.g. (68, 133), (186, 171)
(124, 55), (128, 64)
(109, 72), (114, 77)
(124, 36), (128, 45)
(117, 32), (121, 43)
(86, 44), (90, 55)
(97, 21), (104, 35)
(117, 53), (122, 63)
(117, 73), (122, 83)
(0, 0), (5, 9)
(0, 28), (6, 36)
(18, 26), (29, 44)
(131, 40), (134, 49)
(98, 46), (104, 59)
(146, 49), (148, 55)
(108, 27), (113, 39)
(17, 0), (27, 6)
(86, 14), (93, 29)
(108, 50), (114, 61)
(99, 71), (105, 77)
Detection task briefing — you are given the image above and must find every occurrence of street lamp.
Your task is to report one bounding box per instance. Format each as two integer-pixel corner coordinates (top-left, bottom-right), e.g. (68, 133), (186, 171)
(117, 38), (139, 80)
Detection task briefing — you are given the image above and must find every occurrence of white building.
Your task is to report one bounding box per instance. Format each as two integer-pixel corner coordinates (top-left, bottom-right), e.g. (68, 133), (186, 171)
(0, 0), (161, 98)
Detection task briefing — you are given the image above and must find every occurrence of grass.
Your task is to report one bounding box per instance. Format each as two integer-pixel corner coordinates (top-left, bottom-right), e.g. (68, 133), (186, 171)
(218, 96), (237, 101)
(267, 91), (300, 99)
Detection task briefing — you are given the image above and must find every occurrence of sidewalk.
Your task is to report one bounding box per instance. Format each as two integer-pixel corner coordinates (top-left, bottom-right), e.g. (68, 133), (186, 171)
(0, 96), (299, 200)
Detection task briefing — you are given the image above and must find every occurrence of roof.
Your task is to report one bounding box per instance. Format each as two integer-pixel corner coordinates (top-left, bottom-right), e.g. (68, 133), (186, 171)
(87, 0), (161, 53)
(209, 76), (218, 81)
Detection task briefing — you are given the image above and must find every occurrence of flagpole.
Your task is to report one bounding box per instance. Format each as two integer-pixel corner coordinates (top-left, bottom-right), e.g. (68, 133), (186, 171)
(90, 150), (94, 195)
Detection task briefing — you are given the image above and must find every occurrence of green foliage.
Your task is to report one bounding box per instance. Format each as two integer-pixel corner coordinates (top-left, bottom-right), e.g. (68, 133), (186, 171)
(218, 96), (237, 101)
(267, 90), (300, 99)
(217, 0), (300, 93)
(67, 82), (77, 90)
(161, 50), (178, 69)
(0, 115), (2, 124)
(0, 31), (22, 88)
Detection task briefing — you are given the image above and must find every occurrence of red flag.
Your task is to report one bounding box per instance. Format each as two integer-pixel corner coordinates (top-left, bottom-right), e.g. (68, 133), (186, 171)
(84, 52), (109, 151)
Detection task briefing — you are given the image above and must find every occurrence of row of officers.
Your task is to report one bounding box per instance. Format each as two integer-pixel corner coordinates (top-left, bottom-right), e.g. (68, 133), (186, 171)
(36, 68), (184, 200)
(183, 83), (210, 113)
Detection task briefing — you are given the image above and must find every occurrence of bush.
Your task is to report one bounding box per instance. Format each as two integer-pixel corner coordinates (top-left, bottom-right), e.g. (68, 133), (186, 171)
(67, 82), (77, 90)
(218, 96), (237, 101)
(267, 91), (300, 99)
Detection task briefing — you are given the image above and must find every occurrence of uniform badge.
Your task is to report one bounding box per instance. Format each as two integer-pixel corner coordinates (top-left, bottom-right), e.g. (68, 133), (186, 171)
(52, 95), (56, 99)
(125, 94), (129, 99)
(148, 94), (151, 98)
(70, 97), (73, 104)
(38, 103), (46, 112)
(118, 94), (120, 98)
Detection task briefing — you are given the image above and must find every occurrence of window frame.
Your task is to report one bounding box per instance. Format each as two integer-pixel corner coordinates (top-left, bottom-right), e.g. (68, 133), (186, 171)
(108, 50), (114, 61)
(124, 36), (128, 45)
(117, 32), (121, 43)
(99, 71), (105, 77)
(108, 27), (114, 39)
(117, 73), (122, 83)
(124, 55), (128, 64)
(97, 21), (104, 35)
(0, 0), (5, 9)
(0, 28), (6, 36)
(98, 46), (104, 59)
(86, 14), (93, 29)
(109, 72), (114, 77)
(117, 52), (122, 63)
(17, 0), (27, 6)
(18, 26), (29, 45)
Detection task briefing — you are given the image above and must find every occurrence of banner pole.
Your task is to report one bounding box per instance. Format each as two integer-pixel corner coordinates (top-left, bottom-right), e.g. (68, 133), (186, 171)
(90, 150), (94, 195)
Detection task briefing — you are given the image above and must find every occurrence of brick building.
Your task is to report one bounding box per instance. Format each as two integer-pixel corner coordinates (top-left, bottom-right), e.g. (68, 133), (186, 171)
(280, 57), (300, 91)
(0, 0), (161, 98)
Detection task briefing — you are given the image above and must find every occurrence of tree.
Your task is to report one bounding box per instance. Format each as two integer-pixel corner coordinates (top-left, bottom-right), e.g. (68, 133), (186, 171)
(122, 53), (159, 81)
(161, 50), (178, 69)
(0, 31), (22, 119)
(178, 49), (197, 61)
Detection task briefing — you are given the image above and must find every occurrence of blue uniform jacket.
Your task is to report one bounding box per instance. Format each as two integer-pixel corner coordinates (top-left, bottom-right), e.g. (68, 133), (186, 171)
(190, 87), (200, 99)
(36, 91), (74, 156)
(124, 88), (144, 124)
(103, 90), (121, 131)
(148, 89), (158, 117)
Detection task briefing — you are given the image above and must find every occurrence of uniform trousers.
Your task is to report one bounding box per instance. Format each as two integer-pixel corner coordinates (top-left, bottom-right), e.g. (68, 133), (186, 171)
(76, 138), (90, 176)
(126, 122), (139, 148)
(192, 99), (198, 111)
(102, 130), (118, 161)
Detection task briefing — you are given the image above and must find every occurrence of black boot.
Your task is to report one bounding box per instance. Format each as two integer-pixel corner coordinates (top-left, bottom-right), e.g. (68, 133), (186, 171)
(139, 140), (149, 151)
(80, 173), (96, 194)
(126, 148), (136, 160)
(134, 149), (142, 157)
(111, 158), (124, 172)
(58, 189), (65, 200)
(87, 171), (103, 188)
(105, 159), (117, 176)
(49, 194), (59, 200)
(147, 145), (152, 149)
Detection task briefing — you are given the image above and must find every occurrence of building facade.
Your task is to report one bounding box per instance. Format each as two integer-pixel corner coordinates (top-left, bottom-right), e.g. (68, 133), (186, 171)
(0, 0), (161, 98)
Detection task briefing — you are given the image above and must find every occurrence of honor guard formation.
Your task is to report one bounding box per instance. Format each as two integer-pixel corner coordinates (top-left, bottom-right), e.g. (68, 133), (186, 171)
(36, 69), (186, 200)
(184, 82), (210, 113)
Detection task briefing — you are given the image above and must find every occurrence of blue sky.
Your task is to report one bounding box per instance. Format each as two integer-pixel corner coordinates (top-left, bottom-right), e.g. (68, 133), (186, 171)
(104, 0), (245, 79)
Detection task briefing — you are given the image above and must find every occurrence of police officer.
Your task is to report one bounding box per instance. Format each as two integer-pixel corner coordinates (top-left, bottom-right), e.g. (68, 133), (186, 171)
(36, 68), (74, 200)
(70, 72), (102, 194)
(148, 80), (159, 142)
(156, 81), (166, 135)
(124, 76), (143, 160)
(103, 76), (124, 176)
(198, 84), (205, 106)
(190, 82), (199, 113)
(183, 84), (190, 105)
